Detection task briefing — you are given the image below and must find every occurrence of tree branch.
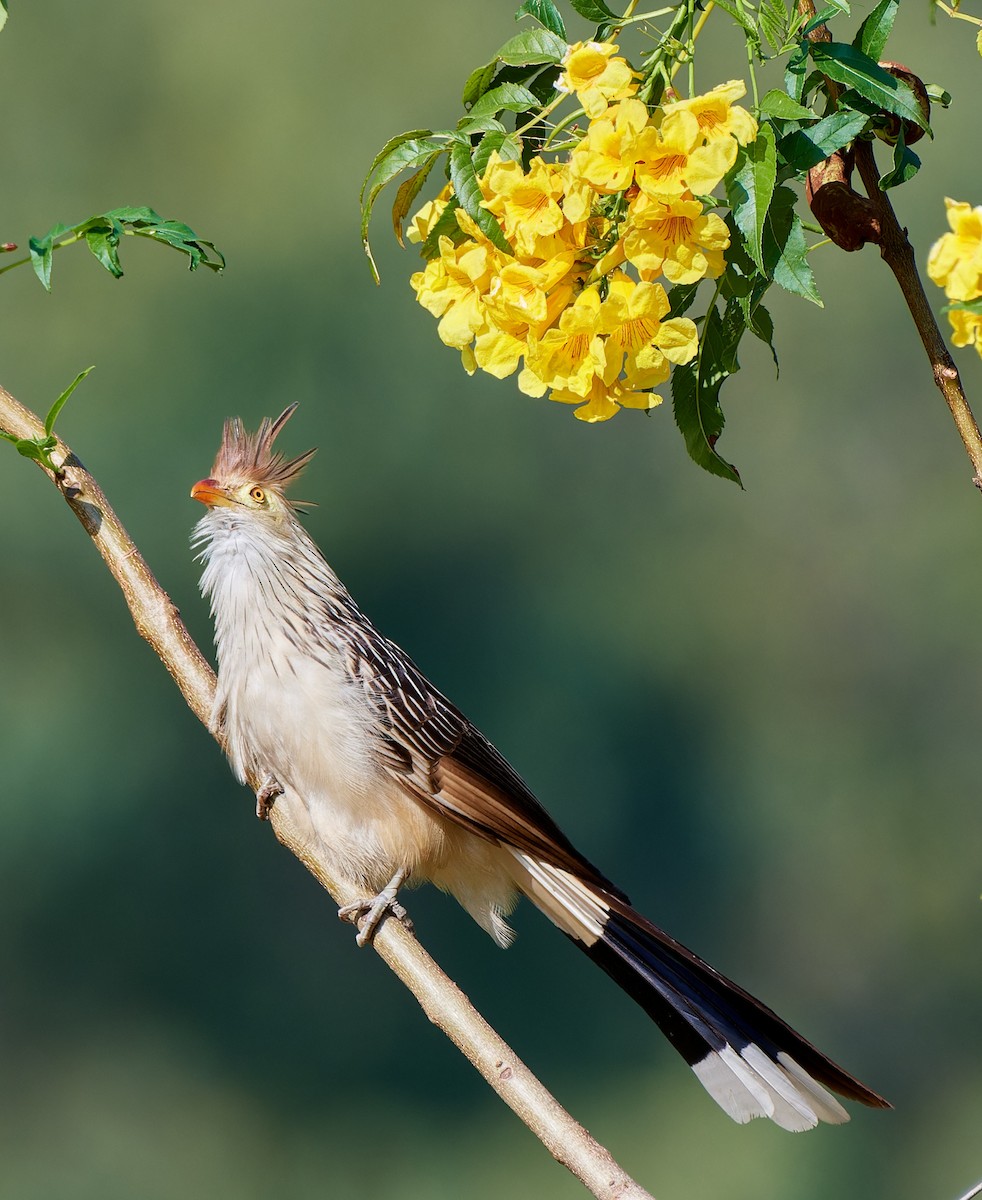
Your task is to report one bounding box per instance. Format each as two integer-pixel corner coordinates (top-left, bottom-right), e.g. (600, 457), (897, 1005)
(0, 381), (655, 1200)
(798, 0), (982, 490)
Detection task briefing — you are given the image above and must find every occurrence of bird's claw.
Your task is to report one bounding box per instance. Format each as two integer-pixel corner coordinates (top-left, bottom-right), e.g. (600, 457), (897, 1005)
(255, 775), (284, 821)
(338, 869), (413, 946)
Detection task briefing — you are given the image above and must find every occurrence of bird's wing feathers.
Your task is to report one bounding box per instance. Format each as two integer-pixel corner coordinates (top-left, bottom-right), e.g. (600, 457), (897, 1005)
(347, 625), (624, 898)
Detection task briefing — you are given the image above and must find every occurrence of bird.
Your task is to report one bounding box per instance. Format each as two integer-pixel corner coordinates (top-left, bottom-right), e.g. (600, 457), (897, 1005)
(190, 404), (890, 1131)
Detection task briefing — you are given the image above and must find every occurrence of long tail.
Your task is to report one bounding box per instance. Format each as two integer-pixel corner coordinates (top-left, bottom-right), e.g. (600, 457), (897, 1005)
(510, 851), (890, 1131)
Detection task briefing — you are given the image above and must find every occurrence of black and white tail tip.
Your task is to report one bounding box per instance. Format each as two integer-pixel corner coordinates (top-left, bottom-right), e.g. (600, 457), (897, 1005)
(513, 854), (890, 1130)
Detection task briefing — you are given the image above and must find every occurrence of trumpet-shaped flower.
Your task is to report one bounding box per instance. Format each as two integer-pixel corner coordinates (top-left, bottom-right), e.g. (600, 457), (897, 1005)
(410, 235), (498, 349)
(406, 187), (451, 245)
(598, 274), (698, 388)
(569, 98), (650, 194)
(482, 156), (568, 257)
(927, 198), (982, 301)
(624, 194), (729, 284)
(557, 41), (638, 119)
(948, 307), (982, 359)
(520, 286), (606, 398)
(550, 342), (663, 421)
(635, 110), (738, 199)
(661, 80), (757, 148)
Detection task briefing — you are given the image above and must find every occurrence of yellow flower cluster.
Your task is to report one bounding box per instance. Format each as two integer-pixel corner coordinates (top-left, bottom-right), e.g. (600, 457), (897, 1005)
(410, 48), (757, 422)
(928, 198), (982, 358)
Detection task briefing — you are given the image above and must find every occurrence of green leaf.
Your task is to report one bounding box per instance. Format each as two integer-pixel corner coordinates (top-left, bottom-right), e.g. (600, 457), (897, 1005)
(671, 306), (742, 486)
(130, 217), (225, 272)
(763, 187), (822, 306)
(726, 123), (777, 275)
(567, 0), (616, 21)
(878, 127), (921, 190)
(462, 62), (499, 108)
(777, 108), (869, 170)
(711, 0), (760, 41)
(455, 115), (507, 137)
(784, 44), (809, 102)
(360, 129), (436, 205)
(360, 136), (448, 274)
(944, 297), (982, 316)
(854, 0), (897, 61)
(0, 1), (7, 33)
(467, 82), (539, 118)
(668, 282), (700, 317)
(803, 5), (845, 35)
(420, 199), (464, 261)
(448, 139), (512, 253)
(759, 0), (791, 52)
(28, 227), (64, 292)
(44, 365), (95, 436)
(516, 0), (566, 39)
(84, 220), (124, 278)
(494, 28), (566, 66)
(809, 43), (930, 133)
(758, 90), (814, 120)
(392, 155), (441, 247)
(472, 129), (523, 176)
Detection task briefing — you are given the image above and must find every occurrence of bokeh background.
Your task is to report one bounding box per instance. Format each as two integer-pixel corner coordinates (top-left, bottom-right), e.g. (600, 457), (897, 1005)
(1, 3), (981, 1197)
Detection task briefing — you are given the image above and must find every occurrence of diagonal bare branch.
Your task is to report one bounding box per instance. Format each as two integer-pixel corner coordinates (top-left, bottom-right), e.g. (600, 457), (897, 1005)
(0, 381), (655, 1200)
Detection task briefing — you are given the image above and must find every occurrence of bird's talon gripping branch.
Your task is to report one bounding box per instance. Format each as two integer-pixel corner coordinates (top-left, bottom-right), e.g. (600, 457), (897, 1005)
(255, 774), (284, 821)
(338, 868), (413, 947)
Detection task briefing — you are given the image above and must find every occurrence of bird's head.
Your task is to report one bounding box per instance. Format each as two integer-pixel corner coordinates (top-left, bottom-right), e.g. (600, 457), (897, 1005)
(191, 403), (316, 520)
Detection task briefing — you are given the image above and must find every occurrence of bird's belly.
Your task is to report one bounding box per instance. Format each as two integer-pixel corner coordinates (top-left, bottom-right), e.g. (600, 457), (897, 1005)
(224, 652), (450, 889)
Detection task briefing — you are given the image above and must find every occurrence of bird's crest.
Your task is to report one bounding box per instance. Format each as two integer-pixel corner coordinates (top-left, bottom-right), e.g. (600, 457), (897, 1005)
(211, 404), (316, 499)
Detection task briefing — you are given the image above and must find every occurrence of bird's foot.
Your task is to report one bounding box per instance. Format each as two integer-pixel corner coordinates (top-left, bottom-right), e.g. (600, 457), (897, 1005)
(255, 775), (284, 821)
(338, 868), (413, 947)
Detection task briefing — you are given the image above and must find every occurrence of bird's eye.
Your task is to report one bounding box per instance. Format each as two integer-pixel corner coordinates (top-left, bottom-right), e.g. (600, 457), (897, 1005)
(249, 486), (266, 504)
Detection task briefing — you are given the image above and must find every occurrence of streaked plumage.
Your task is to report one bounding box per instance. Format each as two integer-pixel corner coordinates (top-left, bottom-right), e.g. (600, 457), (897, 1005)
(191, 406), (889, 1130)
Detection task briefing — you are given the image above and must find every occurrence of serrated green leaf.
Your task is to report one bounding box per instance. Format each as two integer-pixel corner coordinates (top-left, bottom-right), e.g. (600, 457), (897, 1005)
(777, 108), (869, 170)
(134, 219), (225, 272)
(759, 0), (791, 52)
(462, 62), (499, 108)
(473, 130), (523, 176)
(809, 43), (929, 132)
(494, 28), (566, 67)
(671, 307), (742, 485)
(468, 82), (540, 119)
(758, 90), (815, 120)
(392, 155), (441, 247)
(516, 0), (566, 39)
(45, 365), (95, 436)
(0, 1), (7, 33)
(854, 0), (897, 61)
(726, 123), (777, 275)
(712, 0), (761, 40)
(360, 129), (435, 205)
(668, 282), (700, 317)
(763, 187), (822, 306)
(455, 115), (508, 138)
(803, 5), (845, 35)
(448, 139), (512, 254)
(360, 136), (447, 250)
(567, 0), (616, 21)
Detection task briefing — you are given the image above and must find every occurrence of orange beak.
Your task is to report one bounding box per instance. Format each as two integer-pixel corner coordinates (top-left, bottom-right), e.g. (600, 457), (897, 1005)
(190, 478), (232, 507)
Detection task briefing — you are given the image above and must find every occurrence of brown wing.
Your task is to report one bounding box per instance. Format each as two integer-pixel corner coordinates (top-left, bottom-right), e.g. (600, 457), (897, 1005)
(345, 621), (627, 900)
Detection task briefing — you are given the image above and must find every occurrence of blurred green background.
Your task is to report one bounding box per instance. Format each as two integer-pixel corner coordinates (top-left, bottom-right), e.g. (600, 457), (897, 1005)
(1, 3), (981, 1197)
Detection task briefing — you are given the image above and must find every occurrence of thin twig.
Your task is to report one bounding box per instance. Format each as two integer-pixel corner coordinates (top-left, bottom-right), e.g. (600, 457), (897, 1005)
(0, 382), (655, 1200)
(798, 0), (982, 490)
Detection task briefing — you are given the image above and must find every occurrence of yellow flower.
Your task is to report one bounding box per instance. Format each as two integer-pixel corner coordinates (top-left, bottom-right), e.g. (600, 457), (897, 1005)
(474, 261), (579, 380)
(557, 41), (638, 119)
(406, 187), (451, 245)
(569, 98), (650, 194)
(482, 156), (568, 257)
(661, 80), (757, 148)
(550, 343), (663, 421)
(624, 194), (729, 283)
(948, 307), (982, 358)
(635, 110), (738, 199)
(409, 235), (497, 349)
(927, 198), (982, 302)
(520, 286), (606, 398)
(598, 273), (698, 388)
